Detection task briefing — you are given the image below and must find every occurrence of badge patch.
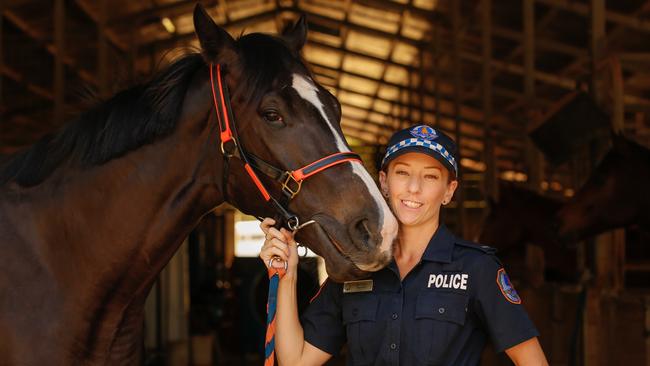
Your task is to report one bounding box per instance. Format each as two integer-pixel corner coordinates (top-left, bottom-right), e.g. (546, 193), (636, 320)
(343, 280), (373, 293)
(409, 125), (438, 140)
(427, 273), (468, 290)
(496, 268), (521, 304)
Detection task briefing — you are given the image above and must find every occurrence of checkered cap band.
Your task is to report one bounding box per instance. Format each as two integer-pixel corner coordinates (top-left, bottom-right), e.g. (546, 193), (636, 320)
(381, 137), (458, 175)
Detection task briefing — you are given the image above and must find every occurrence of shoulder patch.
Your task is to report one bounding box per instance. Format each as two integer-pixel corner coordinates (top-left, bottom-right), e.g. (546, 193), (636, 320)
(496, 268), (521, 304)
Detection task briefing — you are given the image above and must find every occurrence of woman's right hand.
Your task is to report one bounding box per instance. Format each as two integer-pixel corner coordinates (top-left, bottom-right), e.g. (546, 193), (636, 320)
(259, 218), (299, 279)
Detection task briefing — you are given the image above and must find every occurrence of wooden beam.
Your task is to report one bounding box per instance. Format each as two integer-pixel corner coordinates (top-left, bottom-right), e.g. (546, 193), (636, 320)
(2, 10), (95, 85)
(0, 65), (54, 101)
(537, 0), (650, 33)
(310, 62), (522, 135)
(524, 0), (543, 193)
(142, 8), (279, 52)
(74, 0), (128, 51)
(452, 0), (465, 236)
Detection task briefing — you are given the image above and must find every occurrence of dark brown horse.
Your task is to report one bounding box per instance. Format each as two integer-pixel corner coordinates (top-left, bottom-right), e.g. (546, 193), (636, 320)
(0, 6), (397, 364)
(556, 134), (650, 242)
(479, 182), (577, 282)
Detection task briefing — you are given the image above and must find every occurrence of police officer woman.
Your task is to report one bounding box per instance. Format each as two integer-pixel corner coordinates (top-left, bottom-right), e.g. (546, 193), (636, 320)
(259, 125), (549, 365)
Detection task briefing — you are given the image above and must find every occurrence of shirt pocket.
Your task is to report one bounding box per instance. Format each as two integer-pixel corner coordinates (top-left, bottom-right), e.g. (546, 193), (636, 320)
(414, 291), (469, 365)
(342, 295), (380, 366)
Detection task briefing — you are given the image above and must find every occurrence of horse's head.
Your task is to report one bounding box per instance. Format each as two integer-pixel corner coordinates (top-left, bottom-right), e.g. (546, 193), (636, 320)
(555, 134), (646, 242)
(480, 182), (562, 250)
(479, 191), (527, 252)
(191, 5), (397, 281)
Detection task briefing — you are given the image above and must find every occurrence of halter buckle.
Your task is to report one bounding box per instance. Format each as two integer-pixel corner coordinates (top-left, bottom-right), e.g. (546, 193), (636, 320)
(281, 173), (302, 199)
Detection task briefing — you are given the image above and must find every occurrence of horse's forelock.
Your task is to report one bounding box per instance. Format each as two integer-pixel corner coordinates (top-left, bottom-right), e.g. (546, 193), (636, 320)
(230, 33), (309, 106)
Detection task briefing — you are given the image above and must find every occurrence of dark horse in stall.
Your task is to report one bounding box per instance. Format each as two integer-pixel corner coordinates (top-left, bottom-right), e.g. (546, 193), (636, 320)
(0, 6), (397, 364)
(479, 182), (577, 282)
(556, 133), (650, 242)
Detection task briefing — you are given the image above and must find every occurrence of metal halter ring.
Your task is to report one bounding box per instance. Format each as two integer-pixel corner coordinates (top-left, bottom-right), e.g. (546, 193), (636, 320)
(269, 256), (288, 271)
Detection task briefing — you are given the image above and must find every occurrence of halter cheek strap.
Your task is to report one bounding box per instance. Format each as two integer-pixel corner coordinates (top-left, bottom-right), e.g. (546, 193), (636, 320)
(209, 63), (363, 230)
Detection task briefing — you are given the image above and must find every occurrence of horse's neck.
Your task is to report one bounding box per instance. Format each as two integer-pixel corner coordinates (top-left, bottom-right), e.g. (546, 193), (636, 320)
(7, 125), (223, 359)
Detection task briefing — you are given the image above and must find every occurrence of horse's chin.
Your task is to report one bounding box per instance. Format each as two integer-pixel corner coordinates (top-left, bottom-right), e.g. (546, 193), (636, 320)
(296, 217), (376, 282)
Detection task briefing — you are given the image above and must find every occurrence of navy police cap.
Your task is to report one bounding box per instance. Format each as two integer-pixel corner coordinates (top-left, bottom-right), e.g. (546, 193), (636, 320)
(381, 124), (459, 178)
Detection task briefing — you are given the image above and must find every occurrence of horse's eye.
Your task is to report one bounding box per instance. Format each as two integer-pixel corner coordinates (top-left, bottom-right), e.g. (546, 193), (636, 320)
(262, 110), (284, 125)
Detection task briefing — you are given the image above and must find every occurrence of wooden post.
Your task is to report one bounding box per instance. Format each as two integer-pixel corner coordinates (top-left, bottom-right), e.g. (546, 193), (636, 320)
(0, 0), (4, 118)
(645, 296), (650, 366)
(585, 4), (605, 365)
(481, 0), (498, 202)
(54, 0), (66, 125)
(433, 21), (441, 126)
(524, 0), (543, 193)
(98, 0), (109, 98)
(451, 0), (465, 236)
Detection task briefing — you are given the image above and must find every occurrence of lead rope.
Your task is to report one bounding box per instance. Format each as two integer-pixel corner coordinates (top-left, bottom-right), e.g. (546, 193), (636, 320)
(265, 258), (287, 366)
(263, 221), (317, 366)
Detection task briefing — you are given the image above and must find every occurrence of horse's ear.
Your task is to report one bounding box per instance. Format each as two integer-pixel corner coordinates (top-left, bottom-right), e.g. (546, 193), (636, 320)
(193, 4), (236, 63)
(282, 15), (308, 52)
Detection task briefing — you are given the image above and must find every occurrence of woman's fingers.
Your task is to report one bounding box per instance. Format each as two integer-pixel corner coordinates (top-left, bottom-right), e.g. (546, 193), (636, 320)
(260, 217), (276, 234)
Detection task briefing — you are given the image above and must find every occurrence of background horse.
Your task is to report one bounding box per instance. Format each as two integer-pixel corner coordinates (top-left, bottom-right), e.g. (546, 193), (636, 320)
(0, 6), (396, 364)
(479, 182), (577, 283)
(556, 134), (650, 242)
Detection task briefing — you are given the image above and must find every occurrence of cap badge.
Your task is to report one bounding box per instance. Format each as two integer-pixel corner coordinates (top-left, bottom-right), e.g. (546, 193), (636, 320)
(410, 125), (438, 140)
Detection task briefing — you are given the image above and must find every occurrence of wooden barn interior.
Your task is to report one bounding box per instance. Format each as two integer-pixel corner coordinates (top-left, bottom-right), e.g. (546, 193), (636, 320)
(2, 0), (650, 365)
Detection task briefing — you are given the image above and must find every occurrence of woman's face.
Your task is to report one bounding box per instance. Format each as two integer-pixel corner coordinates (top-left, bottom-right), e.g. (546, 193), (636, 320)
(379, 152), (458, 229)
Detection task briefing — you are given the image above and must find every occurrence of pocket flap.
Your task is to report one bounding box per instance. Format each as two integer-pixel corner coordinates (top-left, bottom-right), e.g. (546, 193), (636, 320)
(415, 292), (468, 325)
(342, 295), (379, 324)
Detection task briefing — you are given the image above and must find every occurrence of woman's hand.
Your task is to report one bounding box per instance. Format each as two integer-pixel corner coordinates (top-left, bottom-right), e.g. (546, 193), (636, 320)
(259, 218), (299, 279)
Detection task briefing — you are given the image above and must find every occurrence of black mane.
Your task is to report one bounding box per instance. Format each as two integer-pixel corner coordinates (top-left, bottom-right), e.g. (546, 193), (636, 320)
(1, 31), (308, 188)
(1, 54), (204, 187)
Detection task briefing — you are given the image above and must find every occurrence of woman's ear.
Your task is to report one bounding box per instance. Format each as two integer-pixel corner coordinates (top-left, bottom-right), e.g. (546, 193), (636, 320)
(444, 179), (458, 203)
(379, 170), (388, 197)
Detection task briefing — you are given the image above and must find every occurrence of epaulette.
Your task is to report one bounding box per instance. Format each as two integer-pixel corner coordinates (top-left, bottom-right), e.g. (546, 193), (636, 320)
(454, 239), (497, 255)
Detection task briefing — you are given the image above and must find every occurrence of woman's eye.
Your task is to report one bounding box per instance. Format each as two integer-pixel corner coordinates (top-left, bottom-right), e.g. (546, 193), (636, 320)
(263, 110), (284, 124)
(396, 170), (408, 176)
(425, 174), (440, 180)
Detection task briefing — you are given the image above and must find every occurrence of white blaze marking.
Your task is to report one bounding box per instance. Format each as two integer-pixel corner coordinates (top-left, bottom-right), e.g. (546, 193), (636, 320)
(292, 74), (398, 261)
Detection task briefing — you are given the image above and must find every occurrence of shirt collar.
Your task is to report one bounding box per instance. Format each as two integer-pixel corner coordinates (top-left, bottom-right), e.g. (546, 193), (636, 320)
(421, 224), (456, 263)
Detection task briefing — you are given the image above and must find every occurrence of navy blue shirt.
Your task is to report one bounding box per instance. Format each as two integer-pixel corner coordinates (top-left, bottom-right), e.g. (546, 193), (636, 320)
(301, 225), (539, 366)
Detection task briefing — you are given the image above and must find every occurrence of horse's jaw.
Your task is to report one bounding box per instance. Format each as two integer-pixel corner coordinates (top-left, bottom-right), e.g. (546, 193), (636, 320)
(296, 213), (393, 282)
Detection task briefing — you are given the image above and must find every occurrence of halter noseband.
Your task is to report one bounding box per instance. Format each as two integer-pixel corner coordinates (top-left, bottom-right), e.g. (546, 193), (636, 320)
(209, 64), (362, 232)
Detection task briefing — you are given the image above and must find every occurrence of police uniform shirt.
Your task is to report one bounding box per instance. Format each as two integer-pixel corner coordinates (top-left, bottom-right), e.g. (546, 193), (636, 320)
(301, 224), (539, 366)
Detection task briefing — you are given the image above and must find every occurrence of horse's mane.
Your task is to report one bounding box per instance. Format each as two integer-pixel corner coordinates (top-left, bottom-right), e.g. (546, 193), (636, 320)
(1, 30), (308, 189)
(0, 54), (204, 187)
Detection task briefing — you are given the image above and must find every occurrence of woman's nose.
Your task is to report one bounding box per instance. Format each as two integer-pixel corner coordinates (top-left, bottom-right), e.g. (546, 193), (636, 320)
(407, 176), (421, 193)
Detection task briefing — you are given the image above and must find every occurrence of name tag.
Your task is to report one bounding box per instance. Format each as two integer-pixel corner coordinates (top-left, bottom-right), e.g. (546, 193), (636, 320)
(343, 280), (374, 293)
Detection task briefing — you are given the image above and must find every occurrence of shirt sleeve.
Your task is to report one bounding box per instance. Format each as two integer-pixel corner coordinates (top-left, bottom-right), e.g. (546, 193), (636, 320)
(300, 278), (346, 356)
(472, 254), (540, 353)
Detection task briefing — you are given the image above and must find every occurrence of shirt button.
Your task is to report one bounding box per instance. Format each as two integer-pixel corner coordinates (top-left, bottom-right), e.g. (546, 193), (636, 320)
(391, 313), (398, 320)
(390, 343), (397, 350)
(352, 308), (359, 316)
(438, 307), (445, 314)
